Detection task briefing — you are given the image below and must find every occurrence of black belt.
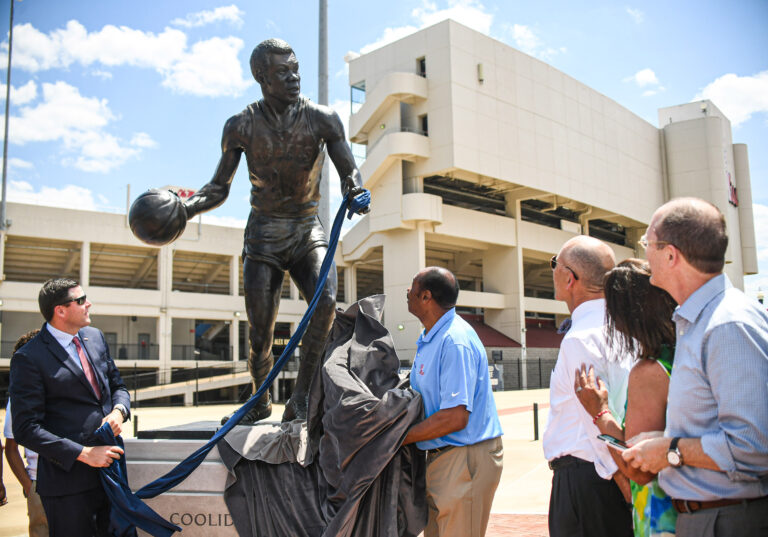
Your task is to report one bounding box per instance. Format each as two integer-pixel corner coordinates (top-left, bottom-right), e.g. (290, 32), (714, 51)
(427, 444), (457, 457)
(548, 455), (591, 471)
(672, 495), (768, 514)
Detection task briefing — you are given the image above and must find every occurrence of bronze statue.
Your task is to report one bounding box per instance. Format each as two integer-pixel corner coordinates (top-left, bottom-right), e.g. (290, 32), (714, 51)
(183, 38), (367, 423)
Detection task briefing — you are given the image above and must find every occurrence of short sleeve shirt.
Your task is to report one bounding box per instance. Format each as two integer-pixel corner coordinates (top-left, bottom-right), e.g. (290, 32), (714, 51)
(410, 309), (503, 451)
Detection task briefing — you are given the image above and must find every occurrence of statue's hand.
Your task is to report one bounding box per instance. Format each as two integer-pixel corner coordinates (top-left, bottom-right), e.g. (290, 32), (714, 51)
(342, 176), (370, 214)
(183, 201), (195, 220)
(348, 185), (370, 214)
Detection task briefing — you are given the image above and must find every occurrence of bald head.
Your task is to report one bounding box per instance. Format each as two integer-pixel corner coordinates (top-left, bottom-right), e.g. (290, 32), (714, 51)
(559, 235), (616, 292)
(650, 197), (727, 274)
(414, 266), (460, 310)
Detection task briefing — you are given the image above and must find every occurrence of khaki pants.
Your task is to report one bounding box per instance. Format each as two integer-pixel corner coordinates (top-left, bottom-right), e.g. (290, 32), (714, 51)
(28, 481), (49, 537)
(424, 436), (503, 537)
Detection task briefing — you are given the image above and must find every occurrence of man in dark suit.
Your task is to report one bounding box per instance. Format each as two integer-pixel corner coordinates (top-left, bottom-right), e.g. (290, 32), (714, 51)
(10, 278), (131, 536)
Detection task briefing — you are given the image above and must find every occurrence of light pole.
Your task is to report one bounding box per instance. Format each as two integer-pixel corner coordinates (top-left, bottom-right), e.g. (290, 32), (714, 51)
(318, 0), (330, 233)
(1, 0), (14, 232)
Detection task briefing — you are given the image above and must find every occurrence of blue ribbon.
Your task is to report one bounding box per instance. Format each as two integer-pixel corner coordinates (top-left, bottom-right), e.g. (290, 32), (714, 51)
(98, 190), (370, 535)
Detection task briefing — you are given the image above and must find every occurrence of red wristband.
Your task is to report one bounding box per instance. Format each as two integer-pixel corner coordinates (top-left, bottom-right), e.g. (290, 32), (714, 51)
(593, 409), (610, 424)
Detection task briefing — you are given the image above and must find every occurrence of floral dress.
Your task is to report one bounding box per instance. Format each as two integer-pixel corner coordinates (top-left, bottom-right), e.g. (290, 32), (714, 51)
(625, 345), (677, 537)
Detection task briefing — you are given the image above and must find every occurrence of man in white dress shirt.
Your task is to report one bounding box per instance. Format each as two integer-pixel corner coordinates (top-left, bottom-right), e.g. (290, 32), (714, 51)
(543, 235), (632, 537)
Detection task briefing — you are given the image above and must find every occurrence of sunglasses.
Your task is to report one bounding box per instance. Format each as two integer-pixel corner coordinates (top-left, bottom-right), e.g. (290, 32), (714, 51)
(550, 255), (579, 280)
(58, 295), (87, 307)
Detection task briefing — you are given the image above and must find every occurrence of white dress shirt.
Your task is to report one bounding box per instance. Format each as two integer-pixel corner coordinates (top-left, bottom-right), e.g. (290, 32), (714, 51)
(542, 298), (631, 479)
(46, 322), (87, 371)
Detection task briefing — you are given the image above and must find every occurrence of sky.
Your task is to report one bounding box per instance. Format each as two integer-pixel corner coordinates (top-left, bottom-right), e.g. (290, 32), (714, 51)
(1, 0), (766, 299)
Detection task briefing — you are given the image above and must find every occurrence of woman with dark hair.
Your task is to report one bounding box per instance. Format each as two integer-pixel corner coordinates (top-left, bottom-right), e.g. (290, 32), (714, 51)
(574, 258), (678, 537)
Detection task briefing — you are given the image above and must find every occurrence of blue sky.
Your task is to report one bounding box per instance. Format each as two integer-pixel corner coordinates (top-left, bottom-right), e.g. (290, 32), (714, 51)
(1, 0), (767, 298)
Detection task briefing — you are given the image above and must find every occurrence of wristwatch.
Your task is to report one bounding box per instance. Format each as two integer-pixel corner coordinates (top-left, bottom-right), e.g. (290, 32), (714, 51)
(113, 403), (130, 422)
(666, 437), (684, 467)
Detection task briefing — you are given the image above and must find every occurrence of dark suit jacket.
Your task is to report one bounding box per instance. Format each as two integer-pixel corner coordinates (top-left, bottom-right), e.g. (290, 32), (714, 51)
(9, 324), (131, 497)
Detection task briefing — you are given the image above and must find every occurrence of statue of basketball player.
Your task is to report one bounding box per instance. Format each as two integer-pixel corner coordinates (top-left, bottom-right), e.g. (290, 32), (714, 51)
(183, 39), (368, 423)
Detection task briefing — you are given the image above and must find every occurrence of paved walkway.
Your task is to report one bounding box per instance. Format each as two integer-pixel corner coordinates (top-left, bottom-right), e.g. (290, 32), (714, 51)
(488, 514), (548, 536)
(0, 389), (553, 537)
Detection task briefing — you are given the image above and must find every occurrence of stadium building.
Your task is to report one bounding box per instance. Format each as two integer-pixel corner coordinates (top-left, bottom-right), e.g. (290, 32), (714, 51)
(0, 20), (757, 403)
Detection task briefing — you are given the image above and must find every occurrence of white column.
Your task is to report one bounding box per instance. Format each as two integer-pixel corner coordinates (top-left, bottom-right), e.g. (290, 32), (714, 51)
(157, 246), (174, 384)
(289, 276), (299, 300)
(157, 313), (172, 385)
(383, 226), (426, 361)
(230, 317), (239, 363)
(80, 241), (90, 287)
(344, 264), (357, 304)
(488, 196), (527, 386)
(230, 255), (239, 296)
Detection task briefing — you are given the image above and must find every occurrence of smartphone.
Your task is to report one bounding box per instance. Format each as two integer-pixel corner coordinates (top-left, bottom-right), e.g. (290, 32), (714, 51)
(597, 433), (628, 452)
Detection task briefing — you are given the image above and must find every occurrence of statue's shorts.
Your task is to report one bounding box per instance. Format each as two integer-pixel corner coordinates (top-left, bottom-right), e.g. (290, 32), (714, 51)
(243, 212), (328, 271)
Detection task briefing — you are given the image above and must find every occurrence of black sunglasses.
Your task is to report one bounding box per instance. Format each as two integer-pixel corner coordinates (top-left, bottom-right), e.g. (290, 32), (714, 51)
(57, 295), (87, 307)
(550, 255), (579, 280)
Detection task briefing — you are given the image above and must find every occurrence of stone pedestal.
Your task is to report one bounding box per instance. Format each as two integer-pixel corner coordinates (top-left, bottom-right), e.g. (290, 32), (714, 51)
(125, 422), (237, 536)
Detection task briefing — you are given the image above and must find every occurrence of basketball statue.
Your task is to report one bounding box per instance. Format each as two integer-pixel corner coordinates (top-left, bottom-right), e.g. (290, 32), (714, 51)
(130, 38), (368, 424)
(129, 189), (187, 246)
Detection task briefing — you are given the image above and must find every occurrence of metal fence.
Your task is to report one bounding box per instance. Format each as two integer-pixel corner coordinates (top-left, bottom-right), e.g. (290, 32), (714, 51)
(490, 357), (558, 391)
(171, 345), (233, 361)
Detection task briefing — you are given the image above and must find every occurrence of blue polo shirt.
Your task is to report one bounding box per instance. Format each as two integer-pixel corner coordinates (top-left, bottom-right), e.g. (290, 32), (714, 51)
(410, 308), (503, 451)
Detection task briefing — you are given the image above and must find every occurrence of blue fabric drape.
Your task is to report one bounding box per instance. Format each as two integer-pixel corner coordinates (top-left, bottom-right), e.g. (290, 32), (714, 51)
(98, 191), (370, 535)
(95, 423), (180, 537)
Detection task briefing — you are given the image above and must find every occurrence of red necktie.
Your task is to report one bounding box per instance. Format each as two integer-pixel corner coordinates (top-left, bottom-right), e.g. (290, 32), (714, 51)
(73, 337), (102, 399)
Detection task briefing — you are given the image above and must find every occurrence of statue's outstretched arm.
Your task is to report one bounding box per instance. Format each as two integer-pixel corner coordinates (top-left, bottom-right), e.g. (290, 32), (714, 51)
(184, 116), (243, 219)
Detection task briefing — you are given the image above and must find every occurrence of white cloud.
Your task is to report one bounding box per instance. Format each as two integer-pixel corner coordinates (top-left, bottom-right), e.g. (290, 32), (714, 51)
(91, 69), (113, 80)
(744, 202), (768, 302)
(507, 24), (566, 61)
(694, 71), (768, 127)
(11, 81), (114, 143)
(8, 180), (99, 210)
(161, 36), (252, 97)
(626, 7), (644, 24)
(510, 24), (540, 54)
(130, 132), (156, 148)
(625, 68), (659, 87)
(8, 157), (33, 170)
(360, 25), (420, 55)
(4, 20), (253, 98)
(5, 81), (155, 172)
(171, 5), (245, 28)
(412, 0), (493, 34)
(359, 0), (493, 54)
(623, 68), (664, 97)
(0, 80), (37, 105)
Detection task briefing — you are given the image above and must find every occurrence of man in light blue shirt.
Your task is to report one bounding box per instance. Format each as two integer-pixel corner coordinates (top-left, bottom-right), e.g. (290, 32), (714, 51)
(624, 198), (768, 536)
(403, 266), (503, 537)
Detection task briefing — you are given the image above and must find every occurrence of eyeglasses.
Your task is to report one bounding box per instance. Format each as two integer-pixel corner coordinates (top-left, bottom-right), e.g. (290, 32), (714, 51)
(550, 255), (579, 280)
(57, 295), (87, 307)
(638, 233), (670, 250)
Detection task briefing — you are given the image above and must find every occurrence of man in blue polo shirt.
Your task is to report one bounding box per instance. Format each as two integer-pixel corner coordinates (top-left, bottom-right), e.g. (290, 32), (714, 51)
(403, 266), (503, 537)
